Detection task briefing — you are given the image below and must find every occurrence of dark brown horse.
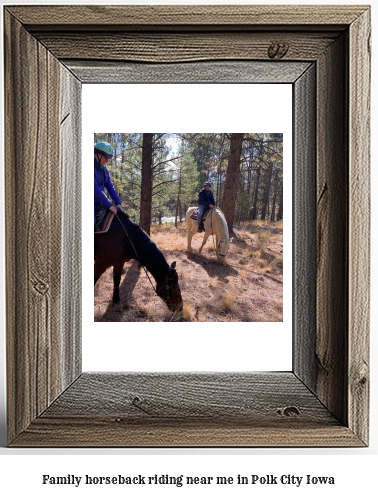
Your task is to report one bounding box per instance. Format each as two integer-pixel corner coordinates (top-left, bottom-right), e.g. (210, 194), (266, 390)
(94, 212), (183, 311)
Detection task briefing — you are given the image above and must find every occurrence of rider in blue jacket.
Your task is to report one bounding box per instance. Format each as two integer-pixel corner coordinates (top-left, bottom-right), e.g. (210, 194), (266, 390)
(197, 182), (216, 232)
(94, 142), (124, 226)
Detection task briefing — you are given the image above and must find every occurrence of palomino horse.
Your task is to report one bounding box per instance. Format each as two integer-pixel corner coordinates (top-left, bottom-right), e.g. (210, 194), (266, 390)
(186, 207), (230, 263)
(95, 211), (183, 311)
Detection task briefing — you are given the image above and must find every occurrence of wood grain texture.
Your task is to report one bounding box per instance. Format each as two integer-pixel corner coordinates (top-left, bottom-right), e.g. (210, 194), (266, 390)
(5, 12), (62, 442)
(11, 420), (363, 448)
(316, 34), (348, 426)
(11, 373), (363, 447)
(7, 5), (367, 30)
(348, 9), (371, 445)
(60, 68), (82, 388)
(65, 60), (311, 84)
(42, 373), (335, 422)
(35, 32), (339, 63)
(293, 65), (316, 390)
(4, 5), (370, 447)
(4, 11), (80, 444)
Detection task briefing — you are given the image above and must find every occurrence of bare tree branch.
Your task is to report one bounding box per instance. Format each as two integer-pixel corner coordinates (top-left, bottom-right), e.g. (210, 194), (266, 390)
(153, 178), (178, 190)
(152, 156), (183, 170)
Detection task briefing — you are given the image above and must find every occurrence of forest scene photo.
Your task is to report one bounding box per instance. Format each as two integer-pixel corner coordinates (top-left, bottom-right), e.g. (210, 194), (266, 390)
(94, 133), (284, 322)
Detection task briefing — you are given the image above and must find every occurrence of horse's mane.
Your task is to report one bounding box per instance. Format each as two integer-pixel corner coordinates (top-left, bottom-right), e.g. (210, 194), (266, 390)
(116, 213), (169, 279)
(211, 209), (229, 241)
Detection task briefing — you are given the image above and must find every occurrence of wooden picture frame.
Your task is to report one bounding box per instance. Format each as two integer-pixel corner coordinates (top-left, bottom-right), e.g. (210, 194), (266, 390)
(4, 5), (370, 447)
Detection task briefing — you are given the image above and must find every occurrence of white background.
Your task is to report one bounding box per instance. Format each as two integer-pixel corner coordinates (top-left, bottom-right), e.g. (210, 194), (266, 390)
(84, 83), (292, 372)
(0, 0), (377, 498)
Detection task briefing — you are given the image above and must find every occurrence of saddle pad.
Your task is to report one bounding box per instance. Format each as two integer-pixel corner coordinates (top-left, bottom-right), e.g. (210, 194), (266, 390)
(95, 208), (115, 233)
(190, 208), (212, 221)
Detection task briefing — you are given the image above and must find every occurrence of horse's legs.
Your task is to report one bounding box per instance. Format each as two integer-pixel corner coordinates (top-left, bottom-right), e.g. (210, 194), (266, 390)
(199, 231), (210, 254)
(186, 226), (191, 251)
(187, 222), (195, 251)
(112, 263), (124, 304)
(94, 261), (108, 286)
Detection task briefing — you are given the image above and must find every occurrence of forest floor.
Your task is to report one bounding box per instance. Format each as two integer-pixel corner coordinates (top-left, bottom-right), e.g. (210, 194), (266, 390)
(94, 219), (284, 322)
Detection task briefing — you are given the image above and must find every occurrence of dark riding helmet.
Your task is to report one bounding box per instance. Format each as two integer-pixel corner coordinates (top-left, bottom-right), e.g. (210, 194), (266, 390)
(203, 182), (211, 187)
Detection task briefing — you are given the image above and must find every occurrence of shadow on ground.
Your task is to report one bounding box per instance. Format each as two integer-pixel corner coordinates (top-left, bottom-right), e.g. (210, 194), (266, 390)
(186, 251), (239, 281)
(99, 260), (140, 321)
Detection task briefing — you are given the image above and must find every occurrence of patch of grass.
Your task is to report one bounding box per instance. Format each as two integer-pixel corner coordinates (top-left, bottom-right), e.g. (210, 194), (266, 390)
(146, 307), (155, 318)
(243, 246), (259, 259)
(238, 268), (248, 279)
(198, 307), (207, 322)
(242, 229), (272, 259)
(182, 303), (195, 321)
(257, 258), (267, 269)
(257, 229), (271, 247)
(265, 257), (284, 272)
(171, 241), (185, 252)
(223, 292), (234, 312)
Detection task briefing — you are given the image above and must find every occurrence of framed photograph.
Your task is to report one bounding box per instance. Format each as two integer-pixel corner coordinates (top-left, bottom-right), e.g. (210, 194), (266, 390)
(4, 5), (370, 447)
(88, 88), (292, 372)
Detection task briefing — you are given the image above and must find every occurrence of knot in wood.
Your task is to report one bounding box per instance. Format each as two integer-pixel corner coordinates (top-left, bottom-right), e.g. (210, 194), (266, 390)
(268, 41), (289, 59)
(132, 396), (142, 406)
(277, 406), (300, 417)
(32, 279), (49, 296)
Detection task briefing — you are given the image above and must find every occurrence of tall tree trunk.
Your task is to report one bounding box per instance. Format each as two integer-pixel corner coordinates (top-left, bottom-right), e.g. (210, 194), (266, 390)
(270, 185), (277, 222)
(247, 165), (252, 195)
(218, 173), (223, 206)
(277, 186), (283, 221)
(179, 200), (183, 223)
(139, 133), (153, 235)
(175, 162), (182, 228)
(251, 166), (261, 220)
(221, 133), (244, 233)
(121, 133), (125, 163)
(261, 163), (273, 221)
(270, 173), (280, 222)
(175, 195), (180, 228)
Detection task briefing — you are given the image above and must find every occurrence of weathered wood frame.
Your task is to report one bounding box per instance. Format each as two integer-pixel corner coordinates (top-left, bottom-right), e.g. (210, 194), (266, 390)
(4, 5), (370, 447)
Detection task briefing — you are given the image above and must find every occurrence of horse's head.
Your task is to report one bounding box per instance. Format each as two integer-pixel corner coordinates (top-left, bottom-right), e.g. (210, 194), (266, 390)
(217, 238), (230, 264)
(156, 261), (183, 311)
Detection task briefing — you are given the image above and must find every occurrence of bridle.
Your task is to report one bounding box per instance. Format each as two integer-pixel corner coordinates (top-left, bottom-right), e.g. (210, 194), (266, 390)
(156, 274), (178, 309)
(115, 212), (179, 310)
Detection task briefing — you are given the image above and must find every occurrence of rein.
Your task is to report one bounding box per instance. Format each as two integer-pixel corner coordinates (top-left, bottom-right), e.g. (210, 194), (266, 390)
(115, 213), (172, 306)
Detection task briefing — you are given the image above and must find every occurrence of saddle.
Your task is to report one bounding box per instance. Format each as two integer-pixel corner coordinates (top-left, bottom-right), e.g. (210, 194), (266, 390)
(190, 208), (212, 221)
(94, 206), (115, 234)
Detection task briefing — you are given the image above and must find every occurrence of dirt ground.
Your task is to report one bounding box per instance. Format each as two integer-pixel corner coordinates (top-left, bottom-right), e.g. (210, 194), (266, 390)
(94, 220), (283, 322)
